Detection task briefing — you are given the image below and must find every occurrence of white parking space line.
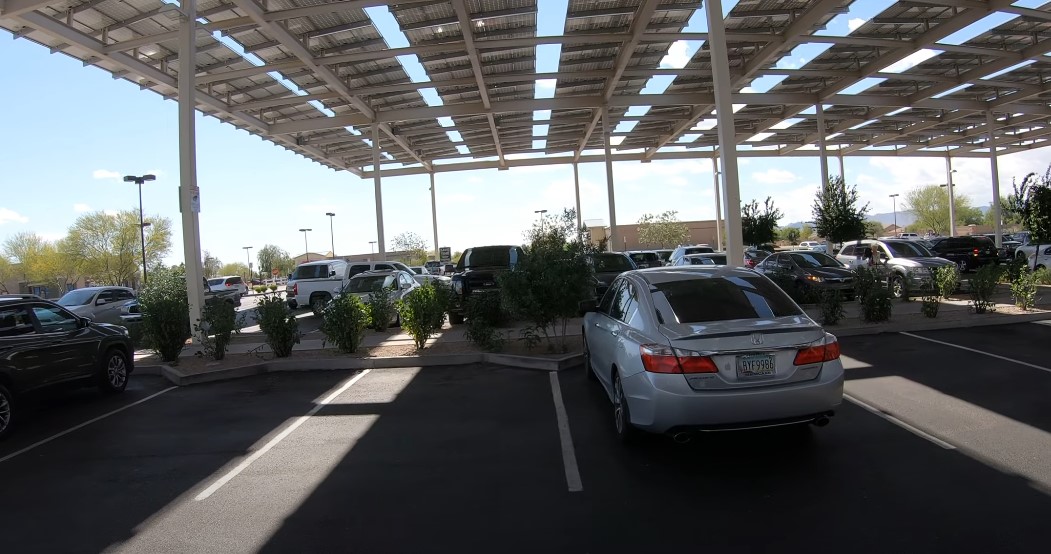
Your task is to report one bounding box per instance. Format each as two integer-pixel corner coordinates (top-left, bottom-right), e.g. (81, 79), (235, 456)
(548, 373), (583, 493)
(194, 369), (371, 501)
(0, 386), (178, 464)
(900, 332), (1051, 375)
(844, 393), (956, 450)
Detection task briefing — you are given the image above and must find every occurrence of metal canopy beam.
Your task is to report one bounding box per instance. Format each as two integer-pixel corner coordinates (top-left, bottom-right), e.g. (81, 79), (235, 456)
(452, 0), (504, 167)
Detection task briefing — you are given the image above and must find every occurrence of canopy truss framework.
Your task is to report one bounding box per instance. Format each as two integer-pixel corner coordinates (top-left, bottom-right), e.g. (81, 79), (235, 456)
(3, 0), (1050, 178)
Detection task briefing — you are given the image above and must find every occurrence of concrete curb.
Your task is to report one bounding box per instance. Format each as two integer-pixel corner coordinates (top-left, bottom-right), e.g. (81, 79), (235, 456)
(137, 351), (585, 386)
(826, 309), (1051, 337)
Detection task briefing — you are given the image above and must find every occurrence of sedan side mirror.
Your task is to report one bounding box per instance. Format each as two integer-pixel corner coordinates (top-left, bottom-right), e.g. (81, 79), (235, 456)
(78, 316), (91, 328)
(96, 298), (109, 305)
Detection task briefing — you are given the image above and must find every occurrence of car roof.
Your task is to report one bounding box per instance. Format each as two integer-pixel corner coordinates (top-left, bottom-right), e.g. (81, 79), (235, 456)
(683, 252), (726, 257)
(353, 270), (400, 277)
(0, 294), (42, 303)
(783, 249), (830, 254)
(64, 286), (133, 292)
(637, 266), (755, 285)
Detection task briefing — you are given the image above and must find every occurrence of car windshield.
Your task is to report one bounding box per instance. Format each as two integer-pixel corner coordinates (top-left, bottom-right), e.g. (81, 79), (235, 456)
(346, 275), (393, 293)
(885, 241), (933, 258)
(57, 289), (96, 306)
(461, 247), (520, 269)
(790, 252), (843, 268)
(592, 254), (635, 272)
(652, 275), (802, 324)
(207, 278), (224, 286)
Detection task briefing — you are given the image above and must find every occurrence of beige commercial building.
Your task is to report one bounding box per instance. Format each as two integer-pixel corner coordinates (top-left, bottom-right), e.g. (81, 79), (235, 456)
(587, 219), (722, 251)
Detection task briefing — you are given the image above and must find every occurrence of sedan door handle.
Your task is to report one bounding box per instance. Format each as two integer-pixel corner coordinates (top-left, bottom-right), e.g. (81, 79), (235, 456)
(610, 330), (618, 337)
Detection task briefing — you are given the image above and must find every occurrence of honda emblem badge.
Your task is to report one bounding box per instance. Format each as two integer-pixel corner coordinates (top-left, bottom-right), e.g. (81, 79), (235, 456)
(750, 333), (763, 345)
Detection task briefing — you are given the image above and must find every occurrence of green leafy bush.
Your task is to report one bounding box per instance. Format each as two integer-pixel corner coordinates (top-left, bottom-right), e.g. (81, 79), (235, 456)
(268, 284), (278, 292)
(861, 288), (893, 323)
(320, 294), (371, 353)
(256, 293), (300, 357)
(1011, 267), (1038, 311)
(194, 299), (241, 361)
(1000, 257), (1027, 284)
(921, 295), (940, 318)
(1033, 267), (1051, 285)
(969, 264), (1000, 314)
(935, 265), (960, 299)
(898, 273), (913, 303)
(124, 321), (152, 350)
(818, 290), (845, 325)
(367, 283), (397, 331)
(853, 266), (880, 303)
(463, 292), (506, 352)
(138, 266), (191, 363)
(397, 284), (447, 350)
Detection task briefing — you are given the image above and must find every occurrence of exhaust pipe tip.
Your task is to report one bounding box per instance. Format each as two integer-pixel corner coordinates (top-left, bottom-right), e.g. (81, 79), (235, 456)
(672, 432), (693, 444)
(811, 416), (830, 427)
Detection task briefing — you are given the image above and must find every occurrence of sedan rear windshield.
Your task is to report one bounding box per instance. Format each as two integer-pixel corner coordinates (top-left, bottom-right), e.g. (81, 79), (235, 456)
(346, 275), (393, 293)
(57, 289), (96, 306)
(460, 247), (522, 269)
(291, 264), (331, 280)
(684, 246), (715, 255)
(592, 254), (635, 272)
(207, 278), (224, 286)
(686, 255), (727, 265)
(652, 275), (802, 324)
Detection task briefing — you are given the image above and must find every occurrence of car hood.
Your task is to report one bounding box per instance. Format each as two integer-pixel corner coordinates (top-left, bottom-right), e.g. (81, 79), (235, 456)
(893, 257), (953, 268)
(801, 267), (854, 279)
(67, 305), (94, 315)
(593, 270), (629, 283)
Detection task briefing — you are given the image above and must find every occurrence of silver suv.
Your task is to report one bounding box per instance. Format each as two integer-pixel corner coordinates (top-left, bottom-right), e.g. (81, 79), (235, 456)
(55, 286), (137, 325)
(836, 239), (953, 298)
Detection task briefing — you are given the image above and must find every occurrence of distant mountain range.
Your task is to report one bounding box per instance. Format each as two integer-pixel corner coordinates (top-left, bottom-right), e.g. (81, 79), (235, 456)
(783, 211), (918, 229)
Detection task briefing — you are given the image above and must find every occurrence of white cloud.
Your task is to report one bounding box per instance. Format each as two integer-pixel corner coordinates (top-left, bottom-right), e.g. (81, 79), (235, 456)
(848, 18), (866, 32)
(92, 169), (121, 180)
(660, 40), (691, 69)
(73, 203), (92, 213)
(39, 231), (65, 242)
(752, 168), (798, 184)
(0, 208), (29, 225)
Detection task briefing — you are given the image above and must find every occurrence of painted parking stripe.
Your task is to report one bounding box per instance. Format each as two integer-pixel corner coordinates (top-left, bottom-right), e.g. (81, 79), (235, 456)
(549, 373), (583, 492)
(844, 393), (956, 450)
(900, 332), (1051, 375)
(0, 386), (178, 464)
(195, 369), (371, 501)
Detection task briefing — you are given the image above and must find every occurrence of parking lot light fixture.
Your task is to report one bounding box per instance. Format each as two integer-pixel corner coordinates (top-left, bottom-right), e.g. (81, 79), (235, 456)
(123, 174), (156, 285)
(889, 194), (900, 233)
(243, 246), (253, 280)
(299, 229), (312, 262)
(369, 240), (377, 255)
(325, 212), (336, 258)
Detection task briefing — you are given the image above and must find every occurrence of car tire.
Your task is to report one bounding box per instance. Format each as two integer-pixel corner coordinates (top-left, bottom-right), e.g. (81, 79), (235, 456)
(612, 372), (638, 444)
(0, 383), (14, 441)
(888, 275), (905, 298)
(98, 348), (129, 394)
(449, 312), (465, 325)
(287, 300), (298, 310)
(956, 259), (968, 273)
(583, 334), (596, 381)
(1037, 265), (1046, 271)
(310, 295), (330, 317)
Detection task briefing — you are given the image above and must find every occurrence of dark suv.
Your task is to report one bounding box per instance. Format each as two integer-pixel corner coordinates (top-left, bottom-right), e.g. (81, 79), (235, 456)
(0, 295), (134, 440)
(449, 245), (525, 324)
(927, 235), (999, 271)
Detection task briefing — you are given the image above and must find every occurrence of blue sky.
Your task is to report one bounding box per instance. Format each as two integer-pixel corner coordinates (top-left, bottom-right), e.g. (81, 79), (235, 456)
(2, 1), (1049, 268)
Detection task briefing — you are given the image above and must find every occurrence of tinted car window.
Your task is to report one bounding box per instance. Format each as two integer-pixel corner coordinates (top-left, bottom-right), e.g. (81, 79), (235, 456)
(115, 289), (135, 301)
(652, 275), (802, 324)
(207, 278), (225, 287)
(839, 244), (856, 256)
(57, 289), (96, 307)
(291, 265), (330, 280)
(685, 246), (715, 255)
(592, 254), (635, 272)
(226, 277), (243, 285)
(790, 252), (843, 268)
(346, 275), (394, 293)
(375, 264), (394, 271)
(349, 265), (371, 276)
(0, 306), (35, 337)
(32, 305), (79, 333)
(885, 241), (933, 257)
(599, 280), (622, 315)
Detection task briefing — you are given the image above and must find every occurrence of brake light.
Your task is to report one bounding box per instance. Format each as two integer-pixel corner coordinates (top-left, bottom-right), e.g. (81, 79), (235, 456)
(794, 336), (841, 365)
(292, 283), (298, 296)
(640, 344), (718, 374)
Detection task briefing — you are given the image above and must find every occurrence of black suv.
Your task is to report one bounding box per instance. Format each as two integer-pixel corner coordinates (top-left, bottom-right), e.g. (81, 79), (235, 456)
(927, 235), (999, 271)
(0, 295), (134, 440)
(449, 245), (525, 324)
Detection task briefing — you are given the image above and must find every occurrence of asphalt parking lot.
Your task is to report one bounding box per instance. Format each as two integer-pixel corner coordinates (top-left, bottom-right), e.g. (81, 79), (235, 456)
(3, 323), (1051, 553)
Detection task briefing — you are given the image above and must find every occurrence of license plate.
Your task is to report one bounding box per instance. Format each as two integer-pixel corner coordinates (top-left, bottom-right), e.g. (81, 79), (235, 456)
(736, 354), (775, 377)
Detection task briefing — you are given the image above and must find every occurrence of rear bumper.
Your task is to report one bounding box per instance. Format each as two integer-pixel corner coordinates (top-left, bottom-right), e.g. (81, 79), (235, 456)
(621, 361), (845, 434)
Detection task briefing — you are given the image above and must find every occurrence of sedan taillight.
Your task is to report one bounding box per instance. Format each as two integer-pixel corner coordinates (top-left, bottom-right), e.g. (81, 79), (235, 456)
(640, 344), (718, 374)
(794, 335), (841, 366)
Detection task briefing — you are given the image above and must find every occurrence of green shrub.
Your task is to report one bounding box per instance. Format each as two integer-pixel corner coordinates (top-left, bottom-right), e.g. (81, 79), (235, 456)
(853, 266), (880, 303)
(464, 292), (506, 352)
(193, 299), (241, 361)
(1034, 267), (1051, 285)
(367, 283), (397, 331)
(1011, 267), (1038, 311)
(138, 266), (191, 363)
(397, 284), (447, 350)
(124, 320), (152, 350)
(1001, 257), (1027, 284)
(861, 288), (893, 323)
(921, 295), (940, 318)
(268, 284), (278, 292)
(256, 293), (300, 357)
(935, 265), (960, 299)
(969, 264), (1000, 314)
(818, 290), (845, 326)
(320, 294), (371, 353)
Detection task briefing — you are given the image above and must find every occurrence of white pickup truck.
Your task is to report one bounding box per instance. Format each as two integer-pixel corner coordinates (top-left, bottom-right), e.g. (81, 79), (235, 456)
(285, 259), (351, 315)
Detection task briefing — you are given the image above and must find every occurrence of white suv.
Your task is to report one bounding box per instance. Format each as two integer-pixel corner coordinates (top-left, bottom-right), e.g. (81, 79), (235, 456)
(346, 260), (415, 278)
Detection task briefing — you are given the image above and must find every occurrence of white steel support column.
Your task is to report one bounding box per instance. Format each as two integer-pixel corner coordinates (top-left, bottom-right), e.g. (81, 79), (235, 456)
(711, 157), (723, 250)
(838, 151), (846, 181)
(178, 0), (204, 334)
(429, 172), (439, 261)
(945, 155), (957, 238)
(372, 124), (386, 259)
(816, 103), (829, 186)
(705, 0), (743, 265)
(573, 162), (582, 232)
(986, 111), (1003, 247)
(602, 106), (617, 252)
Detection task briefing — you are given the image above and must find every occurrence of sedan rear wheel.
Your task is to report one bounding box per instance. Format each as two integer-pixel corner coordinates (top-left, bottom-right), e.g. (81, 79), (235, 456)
(98, 348), (129, 393)
(612, 373), (637, 443)
(583, 334), (596, 381)
(0, 384), (13, 441)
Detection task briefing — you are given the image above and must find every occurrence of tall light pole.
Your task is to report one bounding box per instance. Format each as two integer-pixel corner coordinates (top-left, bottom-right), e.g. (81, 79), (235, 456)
(325, 212), (336, 258)
(243, 246), (253, 280)
(299, 228), (312, 262)
(369, 241), (377, 255)
(889, 194), (899, 235)
(944, 167), (958, 237)
(535, 209), (547, 232)
(123, 174), (156, 284)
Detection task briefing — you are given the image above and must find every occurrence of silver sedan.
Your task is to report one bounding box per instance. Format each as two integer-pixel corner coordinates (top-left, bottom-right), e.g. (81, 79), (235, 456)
(582, 266), (844, 443)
